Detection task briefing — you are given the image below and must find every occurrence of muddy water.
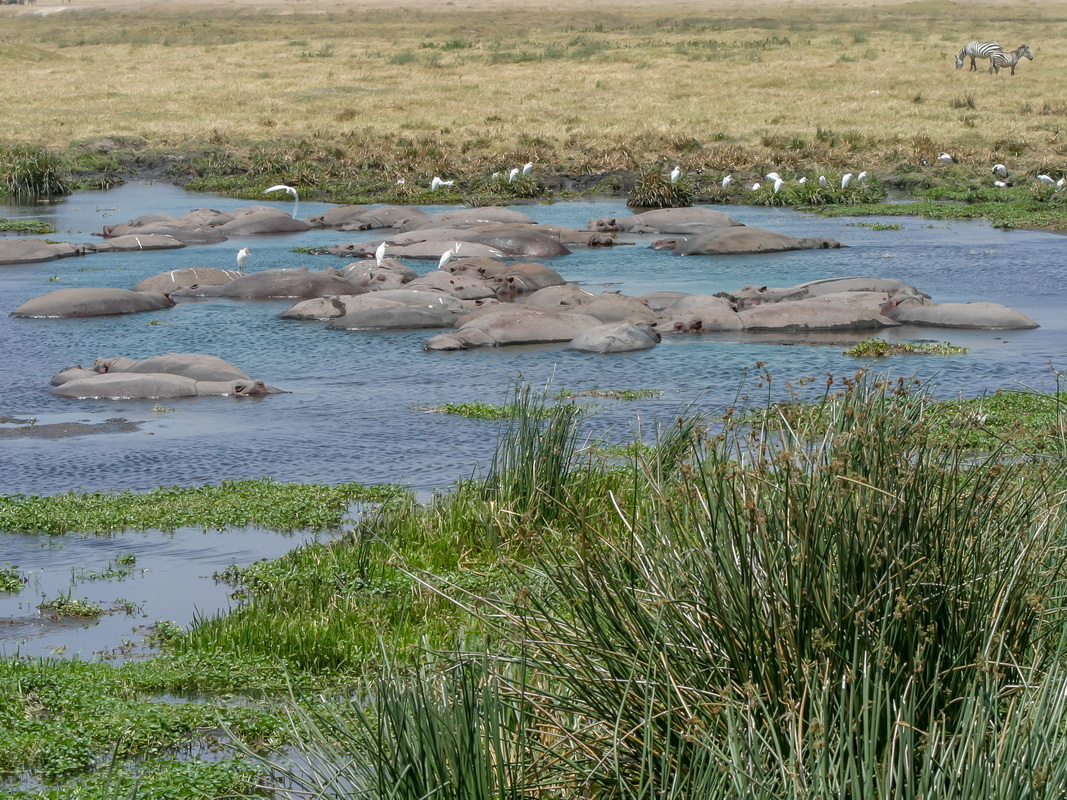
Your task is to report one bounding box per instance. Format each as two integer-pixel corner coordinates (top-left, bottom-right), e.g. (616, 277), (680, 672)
(1, 182), (1065, 657)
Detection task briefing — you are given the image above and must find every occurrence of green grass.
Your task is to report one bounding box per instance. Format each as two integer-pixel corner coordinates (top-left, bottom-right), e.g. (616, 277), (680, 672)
(0, 218), (56, 235)
(0, 565), (25, 594)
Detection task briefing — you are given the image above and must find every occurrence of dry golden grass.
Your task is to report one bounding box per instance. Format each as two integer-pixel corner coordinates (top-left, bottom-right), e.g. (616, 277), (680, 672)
(1, 0), (1064, 175)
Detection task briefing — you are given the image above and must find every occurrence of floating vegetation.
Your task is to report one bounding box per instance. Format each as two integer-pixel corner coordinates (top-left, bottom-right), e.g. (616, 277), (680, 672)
(0, 478), (405, 535)
(846, 221), (903, 230)
(844, 338), (968, 357)
(0, 217), (56, 234)
(417, 401), (552, 419)
(0, 564), (25, 593)
(556, 387), (662, 400)
(38, 594), (105, 618)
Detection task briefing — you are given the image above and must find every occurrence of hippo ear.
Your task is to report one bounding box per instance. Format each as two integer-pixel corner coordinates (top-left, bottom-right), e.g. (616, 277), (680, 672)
(759, 286), (768, 292)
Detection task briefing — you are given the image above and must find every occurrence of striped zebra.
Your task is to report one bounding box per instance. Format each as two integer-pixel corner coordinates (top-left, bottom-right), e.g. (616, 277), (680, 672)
(955, 40), (1001, 71)
(989, 44), (1033, 75)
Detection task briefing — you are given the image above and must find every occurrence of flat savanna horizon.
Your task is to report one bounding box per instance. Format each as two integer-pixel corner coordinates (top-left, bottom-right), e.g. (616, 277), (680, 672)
(0, 0), (1064, 177)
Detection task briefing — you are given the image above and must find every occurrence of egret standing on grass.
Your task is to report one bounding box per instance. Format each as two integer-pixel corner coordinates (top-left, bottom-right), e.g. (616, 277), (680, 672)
(669, 166), (681, 184)
(265, 184), (299, 218)
(721, 175), (733, 189)
(1038, 174), (1055, 184)
(236, 247), (250, 273)
(522, 162), (534, 175)
(508, 168), (520, 183)
(938, 152), (957, 164)
(841, 173), (853, 190)
(992, 163), (1009, 179)
(819, 175), (828, 188)
(773, 177), (784, 194)
(430, 177), (454, 191)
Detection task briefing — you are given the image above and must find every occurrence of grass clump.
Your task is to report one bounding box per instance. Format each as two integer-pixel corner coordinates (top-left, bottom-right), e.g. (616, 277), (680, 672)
(627, 165), (694, 208)
(0, 479), (405, 535)
(844, 338), (968, 356)
(0, 145), (70, 200)
(417, 401), (550, 420)
(0, 564), (26, 593)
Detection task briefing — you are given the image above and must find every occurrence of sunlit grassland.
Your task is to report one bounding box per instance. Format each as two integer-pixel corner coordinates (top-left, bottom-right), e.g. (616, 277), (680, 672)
(0, 0), (1065, 182)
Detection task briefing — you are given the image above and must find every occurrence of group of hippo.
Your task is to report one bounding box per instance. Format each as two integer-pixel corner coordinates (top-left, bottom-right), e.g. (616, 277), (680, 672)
(7, 203), (1039, 400)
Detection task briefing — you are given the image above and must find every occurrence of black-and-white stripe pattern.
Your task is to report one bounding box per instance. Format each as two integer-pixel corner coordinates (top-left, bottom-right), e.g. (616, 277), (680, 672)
(955, 40), (1002, 71)
(989, 44), (1033, 75)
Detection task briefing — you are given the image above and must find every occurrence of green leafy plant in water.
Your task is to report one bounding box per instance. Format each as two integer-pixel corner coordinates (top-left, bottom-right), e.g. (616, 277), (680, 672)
(39, 593), (105, 618)
(419, 401), (552, 420)
(0, 564), (26, 593)
(844, 338), (968, 357)
(556, 387), (661, 400)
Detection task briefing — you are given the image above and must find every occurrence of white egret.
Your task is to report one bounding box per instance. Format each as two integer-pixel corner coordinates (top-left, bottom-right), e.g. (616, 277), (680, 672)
(669, 166), (681, 184)
(992, 163), (1009, 179)
(721, 175), (733, 189)
(438, 243), (461, 269)
(265, 184), (299, 217)
(508, 168), (520, 183)
(798, 177), (808, 184)
(522, 162), (534, 175)
(375, 242), (387, 266)
(1059, 178), (1066, 189)
(765, 171), (782, 182)
(818, 175), (828, 188)
(841, 173), (853, 190)
(236, 247), (250, 273)
(751, 182), (761, 191)
(1038, 174), (1055, 184)
(430, 177), (454, 191)
(773, 177), (784, 194)
(857, 171), (868, 181)
(993, 180), (1009, 188)
(937, 152), (957, 164)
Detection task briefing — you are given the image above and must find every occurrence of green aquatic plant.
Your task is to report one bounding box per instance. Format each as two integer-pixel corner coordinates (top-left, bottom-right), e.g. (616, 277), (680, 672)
(38, 593), (105, 618)
(0, 479), (405, 535)
(0, 217), (57, 234)
(0, 564), (26, 593)
(844, 338), (968, 356)
(417, 401), (551, 420)
(556, 387), (661, 400)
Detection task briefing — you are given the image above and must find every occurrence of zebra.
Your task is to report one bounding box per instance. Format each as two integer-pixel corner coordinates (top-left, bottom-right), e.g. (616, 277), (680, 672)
(955, 40), (1001, 71)
(989, 44), (1033, 75)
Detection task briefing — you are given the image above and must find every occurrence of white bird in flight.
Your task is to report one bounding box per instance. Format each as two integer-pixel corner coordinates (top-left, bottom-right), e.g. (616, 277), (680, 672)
(236, 247), (250, 273)
(265, 184), (299, 217)
(669, 166), (681, 184)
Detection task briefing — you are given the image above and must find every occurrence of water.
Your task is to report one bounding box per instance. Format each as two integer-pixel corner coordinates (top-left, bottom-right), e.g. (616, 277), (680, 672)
(1, 182), (1065, 657)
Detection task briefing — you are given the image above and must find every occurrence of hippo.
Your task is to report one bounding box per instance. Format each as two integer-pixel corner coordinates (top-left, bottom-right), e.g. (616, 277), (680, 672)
(342, 260), (419, 290)
(131, 268), (242, 293)
(491, 262), (568, 301)
(669, 227), (843, 256)
(279, 294), (408, 321)
(169, 268), (367, 299)
(88, 353), (253, 382)
(304, 205), (371, 229)
(885, 297), (1039, 329)
(586, 207), (743, 233)
(720, 277), (928, 310)
(406, 270), (495, 299)
(424, 307), (602, 350)
(215, 206), (311, 235)
(327, 306), (455, 330)
(465, 228), (572, 258)
(523, 285), (597, 311)
(737, 292), (899, 332)
(81, 234), (186, 253)
(566, 322), (662, 353)
(0, 238), (83, 265)
(653, 295), (743, 333)
(10, 288), (174, 318)
(561, 292), (659, 324)
(99, 223), (227, 245)
(52, 373), (283, 399)
(403, 207), (537, 231)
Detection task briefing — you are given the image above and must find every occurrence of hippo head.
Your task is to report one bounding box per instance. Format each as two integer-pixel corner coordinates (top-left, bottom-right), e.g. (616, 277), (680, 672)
(232, 379), (277, 396)
(587, 217), (619, 232)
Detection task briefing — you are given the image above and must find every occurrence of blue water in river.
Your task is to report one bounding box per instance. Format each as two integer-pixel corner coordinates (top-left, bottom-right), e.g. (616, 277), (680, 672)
(1, 181), (1065, 498)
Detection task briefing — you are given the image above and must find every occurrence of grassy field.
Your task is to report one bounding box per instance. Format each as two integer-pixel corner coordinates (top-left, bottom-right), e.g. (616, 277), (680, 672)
(0, 0), (1064, 190)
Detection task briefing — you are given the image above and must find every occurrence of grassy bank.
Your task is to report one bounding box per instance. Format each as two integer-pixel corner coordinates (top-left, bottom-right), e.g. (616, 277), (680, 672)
(0, 0), (1065, 224)
(3, 378), (1067, 796)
